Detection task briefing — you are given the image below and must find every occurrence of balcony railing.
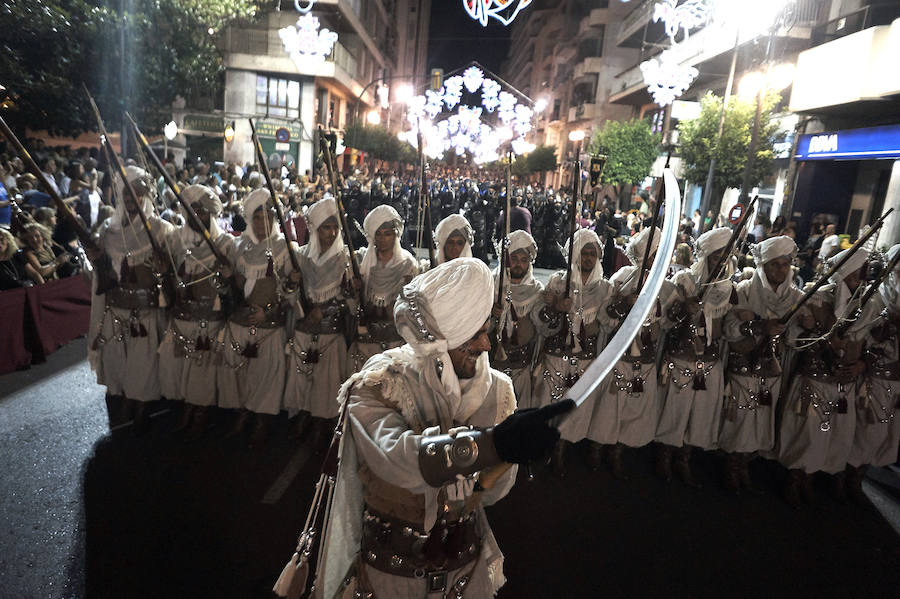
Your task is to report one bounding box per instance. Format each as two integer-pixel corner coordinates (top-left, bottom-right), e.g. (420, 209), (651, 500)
(616, 0), (652, 46)
(811, 2), (900, 46)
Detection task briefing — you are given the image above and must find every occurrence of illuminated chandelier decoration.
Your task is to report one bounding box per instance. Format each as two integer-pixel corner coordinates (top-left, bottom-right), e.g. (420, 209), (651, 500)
(463, 0), (534, 27)
(640, 0), (709, 106)
(402, 65), (535, 163)
(279, 0), (338, 70)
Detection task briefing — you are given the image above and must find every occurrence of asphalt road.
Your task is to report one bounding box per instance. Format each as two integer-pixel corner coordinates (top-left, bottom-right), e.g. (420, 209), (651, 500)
(1, 335), (899, 599)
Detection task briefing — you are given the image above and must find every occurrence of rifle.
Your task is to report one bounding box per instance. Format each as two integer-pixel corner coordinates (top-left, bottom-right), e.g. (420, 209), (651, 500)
(491, 149), (513, 363)
(636, 154), (671, 290)
(416, 126), (437, 269)
(247, 119), (311, 315)
(126, 112), (232, 271)
(831, 246), (900, 338)
(780, 207), (893, 325)
(698, 194), (758, 303)
(563, 156), (581, 298)
(316, 127), (367, 333)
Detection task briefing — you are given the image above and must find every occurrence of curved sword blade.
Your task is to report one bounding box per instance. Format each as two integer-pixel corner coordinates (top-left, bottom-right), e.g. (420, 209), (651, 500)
(562, 169), (683, 414)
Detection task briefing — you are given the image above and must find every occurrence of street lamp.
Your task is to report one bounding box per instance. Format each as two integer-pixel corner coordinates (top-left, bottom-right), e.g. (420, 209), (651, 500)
(163, 120), (177, 160)
(533, 97), (548, 113)
(395, 84), (414, 104)
(366, 110), (382, 126)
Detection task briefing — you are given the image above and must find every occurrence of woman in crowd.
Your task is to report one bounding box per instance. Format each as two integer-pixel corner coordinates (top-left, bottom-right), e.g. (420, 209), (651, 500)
(20, 222), (68, 284)
(0, 228), (29, 289)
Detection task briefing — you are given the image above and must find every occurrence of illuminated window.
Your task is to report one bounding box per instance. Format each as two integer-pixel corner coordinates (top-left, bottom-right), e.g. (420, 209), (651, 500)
(256, 75), (301, 119)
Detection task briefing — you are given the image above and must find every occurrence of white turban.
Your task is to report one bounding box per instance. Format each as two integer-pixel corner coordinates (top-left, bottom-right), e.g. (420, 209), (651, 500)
(507, 230), (537, 261)
(435, 214), (474, 263)
(879, 244), (900, 313)
(829, 247), (869, 320)
(751, 235), (797, 265)
(693, 226), (734, 283)
(178, 184), (223, 247)
(241, 188), (278, 244)
(570, 228), (604, 337)
(182, 184), (223, 217)
(363, 204), (402, 241)
(305, 198), (344, 266)
(110, 165), (154, 231)
(687, 227), (733, 345)
(393, 258), (494, 428)
(748, 235), (798, 316)
(625, 226), (660, 266)
(359, 204), (412, 301)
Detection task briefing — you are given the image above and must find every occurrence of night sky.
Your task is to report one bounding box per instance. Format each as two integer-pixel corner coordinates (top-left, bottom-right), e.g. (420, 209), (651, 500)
(427, 2), (513, 76)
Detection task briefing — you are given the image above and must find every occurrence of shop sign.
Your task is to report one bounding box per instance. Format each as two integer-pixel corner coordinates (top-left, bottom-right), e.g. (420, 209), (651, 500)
(795, 124), (900, 161)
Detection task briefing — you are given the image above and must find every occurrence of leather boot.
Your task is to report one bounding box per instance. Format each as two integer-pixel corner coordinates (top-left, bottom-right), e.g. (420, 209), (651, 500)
(609, 443), (627, 481)
(551, 440), (567, 478)
(288, 410), (312, 441)
(656, 444), (674, 483)
(723, 452), (741, 494)
(830, 471), (848, 503)
(173, 404), (194, 433)
(132, 399), (151, 436)
(739, 453), (761, 494)
(248, 413), (268, 448)
(784, 469), (804, 509)
(675, 446), (700, 488)
(185, 406), (209, 442)
(225, 409), (250, 439)
(845, 464), (868, 504)
(587, 442), (604, 472)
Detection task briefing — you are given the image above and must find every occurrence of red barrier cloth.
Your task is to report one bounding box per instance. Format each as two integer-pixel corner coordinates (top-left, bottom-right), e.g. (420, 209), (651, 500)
(25, 276), (92, 359)
(0, 288), (32, 374)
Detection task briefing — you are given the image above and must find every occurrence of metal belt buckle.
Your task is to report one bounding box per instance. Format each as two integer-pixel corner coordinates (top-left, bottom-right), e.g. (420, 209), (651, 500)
(426, 570), (448, 593)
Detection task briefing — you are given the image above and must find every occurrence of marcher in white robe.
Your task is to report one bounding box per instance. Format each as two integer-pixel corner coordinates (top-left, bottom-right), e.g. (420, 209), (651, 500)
(489, 230), (544, 407)
(88, 166), (173, 432)
(217, 189), (297, 444)
(591, 226), (677, 477)
(779, 248), (869, 505)
(720, 236), (801, 493)
(532, 229), (614, 473)
(434, 213), (474, 264)
(848, 244), (900, 499)
(308, 258), (571, 599)
(349, 205), (419, 372)
(156, 185), (236, 438)
(655, 227), (734, 486)
(284, 198), (353, 441)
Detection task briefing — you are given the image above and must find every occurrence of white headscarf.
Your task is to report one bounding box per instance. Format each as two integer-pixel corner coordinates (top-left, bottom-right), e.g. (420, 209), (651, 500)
(394, 258), (494, 428)
(570, 228), (604, 336)
(828, 247), (869, 320)
(176, 184), (225, 275)
(305, 198), (345, 267)
(104, 165), (160, 277)
(241, 188), (279, 245)
(625, 225), (661, 267)
(359, 205), (417, 306)
(493, 230), (542, 336)
(748, 235), (798, 317)
(879, 244), (900, 314)
(435, 214), (473, 263)
(679, 227), (733, 343)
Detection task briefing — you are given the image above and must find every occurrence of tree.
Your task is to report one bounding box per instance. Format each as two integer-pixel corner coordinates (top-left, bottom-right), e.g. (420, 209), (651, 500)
(0, 1), (259, 136)
(588, 119), (660, 206)
(526, 145), (557, 177)
(678, 91), (782, 218)
(342, 122), (417, 170)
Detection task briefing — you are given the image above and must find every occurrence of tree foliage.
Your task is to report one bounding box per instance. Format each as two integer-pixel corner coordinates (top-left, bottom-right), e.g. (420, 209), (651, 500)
(588, 119), (660, 190)
(526, 145), (557, 174)
(343, 122), (416, 166)
(0, 0), (260, 136)
(677, 91), (782, 193)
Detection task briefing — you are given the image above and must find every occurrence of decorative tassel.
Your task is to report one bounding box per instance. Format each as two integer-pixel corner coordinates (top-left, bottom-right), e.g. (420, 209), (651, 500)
(158, 286), (168, 308)
(836, 396), (848, 414)
(138, 323), (148, 337)
(304, 349), (320, 364)
(242, 342), (258, 358)
(692, 372), (707, 391)
(272, 551), (309, 599)
(631, 376), (644, 394)
(266, 255), (274, 278)
(130, 322), (140, 337)
(565, 372), (580, 387)
(120, 256), (133, 283)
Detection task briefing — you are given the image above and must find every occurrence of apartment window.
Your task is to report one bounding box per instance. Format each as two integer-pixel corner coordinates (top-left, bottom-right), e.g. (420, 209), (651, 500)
(256, 75), (301, 119)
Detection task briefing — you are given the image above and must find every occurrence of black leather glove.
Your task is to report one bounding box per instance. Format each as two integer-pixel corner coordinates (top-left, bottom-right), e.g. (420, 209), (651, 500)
(492, 399), (575, 464)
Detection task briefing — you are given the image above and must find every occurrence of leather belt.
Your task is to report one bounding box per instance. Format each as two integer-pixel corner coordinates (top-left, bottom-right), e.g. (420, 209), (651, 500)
(360, 507), (479, 582)
(106, 287), (158, 310)
(229, 306), (285, 328)
(172, 300), (222, 322)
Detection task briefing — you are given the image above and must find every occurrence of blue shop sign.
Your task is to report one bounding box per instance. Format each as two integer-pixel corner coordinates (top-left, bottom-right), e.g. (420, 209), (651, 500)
(795, 124), (900, 161)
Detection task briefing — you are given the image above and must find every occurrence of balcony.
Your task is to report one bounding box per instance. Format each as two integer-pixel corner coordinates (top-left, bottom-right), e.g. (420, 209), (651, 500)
(616, 0), (653, 47)
(568, 102), (598, 123)
(573, 57), (604, 81)
(578, 8), (609, 37)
